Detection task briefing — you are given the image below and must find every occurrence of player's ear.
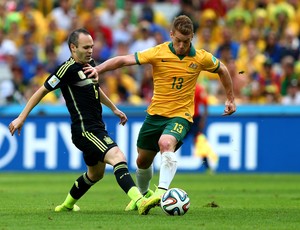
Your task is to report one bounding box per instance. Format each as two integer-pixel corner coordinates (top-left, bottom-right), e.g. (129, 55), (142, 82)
(70, 43), (76, 52)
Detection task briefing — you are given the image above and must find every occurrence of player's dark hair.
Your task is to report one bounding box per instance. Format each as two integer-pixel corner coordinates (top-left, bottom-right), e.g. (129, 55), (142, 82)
(172, 15), (194, 35)
(67, 28), (90, 51)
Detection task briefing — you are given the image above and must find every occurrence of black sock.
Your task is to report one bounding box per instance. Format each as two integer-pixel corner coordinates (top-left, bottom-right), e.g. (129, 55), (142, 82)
(70, 173), (95, 200)
(114, 162), (135, 193)
(203, 157), (210, 169)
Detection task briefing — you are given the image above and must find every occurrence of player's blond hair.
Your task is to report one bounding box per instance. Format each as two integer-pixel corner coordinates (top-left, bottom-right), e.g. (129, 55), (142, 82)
(171, 15), (194, 35)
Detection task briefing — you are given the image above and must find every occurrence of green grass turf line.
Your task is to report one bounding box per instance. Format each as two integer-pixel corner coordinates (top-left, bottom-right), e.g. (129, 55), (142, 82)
(0, 173), (300, 230)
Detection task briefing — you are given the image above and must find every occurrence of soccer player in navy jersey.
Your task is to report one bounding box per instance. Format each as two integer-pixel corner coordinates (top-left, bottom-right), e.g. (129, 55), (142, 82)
(8, 28), (152, 215)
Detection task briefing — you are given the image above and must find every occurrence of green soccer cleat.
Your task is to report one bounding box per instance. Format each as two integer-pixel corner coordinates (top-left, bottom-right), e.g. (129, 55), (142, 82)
(137, 188), (165, 215)
(55, 204), (80, 212)
(125, 189), (154, 211)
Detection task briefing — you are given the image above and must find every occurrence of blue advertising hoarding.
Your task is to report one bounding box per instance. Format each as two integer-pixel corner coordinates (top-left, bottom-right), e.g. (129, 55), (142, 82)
(0, 105), (299, 172)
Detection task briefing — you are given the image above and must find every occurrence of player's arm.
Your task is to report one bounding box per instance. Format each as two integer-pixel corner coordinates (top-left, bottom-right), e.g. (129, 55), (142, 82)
(84, 54), (137, 79)
(216, 62), (236, 115)
(98, 87), (128, 126)
(9, 85), (50, 136)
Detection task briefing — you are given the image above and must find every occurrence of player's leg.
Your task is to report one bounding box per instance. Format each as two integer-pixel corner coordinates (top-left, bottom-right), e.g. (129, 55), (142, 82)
(136, 149), (156, 194)
(141, 117), (191, 212)
(135, 115), (161, 194)
(104, 146), (146, 210)
(125, 148), (156, 211)
(55, 130), (109, 212)
(140, 134), (178, 211)
(125, 117), (161, 212)
(158, 117), (191, 191)
(55, 162), (105, 212)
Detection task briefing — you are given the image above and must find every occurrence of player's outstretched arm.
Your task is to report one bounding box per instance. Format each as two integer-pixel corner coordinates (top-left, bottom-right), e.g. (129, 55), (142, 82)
(216, 62), (236, 116)
(83, 54), (137, 79)
(98, 87), (128, 126)
(8, 86), (50, 136)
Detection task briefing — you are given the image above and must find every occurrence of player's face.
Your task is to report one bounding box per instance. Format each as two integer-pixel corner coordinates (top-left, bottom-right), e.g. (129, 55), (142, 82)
(73, 33), (93, 64)
(170, 30), (193, 55)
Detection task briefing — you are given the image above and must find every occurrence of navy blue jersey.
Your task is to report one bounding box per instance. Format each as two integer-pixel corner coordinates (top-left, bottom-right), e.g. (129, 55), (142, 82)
(44, 57), (105, 135)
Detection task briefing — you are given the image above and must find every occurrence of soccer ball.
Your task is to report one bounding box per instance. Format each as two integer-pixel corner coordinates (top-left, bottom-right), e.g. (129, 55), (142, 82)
(160, 188), (190, 216)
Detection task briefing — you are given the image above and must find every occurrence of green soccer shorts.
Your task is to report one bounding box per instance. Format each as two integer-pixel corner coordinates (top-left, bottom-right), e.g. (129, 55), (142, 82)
(137, 114), (191, 152)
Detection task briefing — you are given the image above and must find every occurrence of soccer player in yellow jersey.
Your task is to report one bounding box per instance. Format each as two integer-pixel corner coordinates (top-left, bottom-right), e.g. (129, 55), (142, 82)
(84, 15), (236, 214)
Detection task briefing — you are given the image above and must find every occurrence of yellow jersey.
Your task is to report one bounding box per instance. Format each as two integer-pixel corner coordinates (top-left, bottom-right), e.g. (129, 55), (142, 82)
(135, 42), (220, 122)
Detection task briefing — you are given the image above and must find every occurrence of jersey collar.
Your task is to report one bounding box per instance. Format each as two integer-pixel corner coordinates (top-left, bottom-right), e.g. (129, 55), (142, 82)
(168, 42), (196, 60)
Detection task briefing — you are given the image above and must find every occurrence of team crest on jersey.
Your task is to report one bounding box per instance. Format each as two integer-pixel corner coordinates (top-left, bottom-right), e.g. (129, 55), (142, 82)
(212, 56), (217, 64)
(103, 136), (113, 144)
(47, 75), (60, 88)
(78, 70), (86, 79)
(188, 62), (198, 69)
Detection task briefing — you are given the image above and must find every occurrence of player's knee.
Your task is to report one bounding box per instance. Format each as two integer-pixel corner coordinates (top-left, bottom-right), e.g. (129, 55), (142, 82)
(158, 137), (175, 152)
(105, 147), (127, 165)
(136, 156), (152, 169)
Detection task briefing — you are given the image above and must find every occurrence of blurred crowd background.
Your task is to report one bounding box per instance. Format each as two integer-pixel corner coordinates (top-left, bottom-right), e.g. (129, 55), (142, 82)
(1, 0), (300, 106)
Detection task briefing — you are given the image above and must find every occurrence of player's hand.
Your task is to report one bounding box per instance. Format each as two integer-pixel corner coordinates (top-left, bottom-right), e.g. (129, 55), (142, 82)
(222, 99), (236, 116)
(8, 117), (24, 136)
(113, 109), (128, 126)
(83, 64), (98, 81)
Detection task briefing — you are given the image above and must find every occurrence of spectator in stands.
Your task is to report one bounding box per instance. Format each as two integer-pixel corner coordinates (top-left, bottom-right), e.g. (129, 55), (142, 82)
(129, 20), (157, 85)
(0, 64), (26, 104)
(280, 55), (299, 96)
(225, 7), (252, 43)
(18, 0), (47, 44)
(99, 0), (125, 30)
(200, 0), (227, 18)
(104, 68), (142, 105)
(270, 3), (296, 39)
(263, 30), (282, 64)
(129, 20), (156, 54)
(112, 14), (135, 46)
(236, 39), (266, 81)
(139, 4), (170, 42)
(195, 9), (221, 49)
(251, 9), (270, 52)
(256, 58), (281, 100)
(45, 16), (68, 48)
(47, 0), (76, 32)
(175, 0), (199, 32)
(279, 27), (300, 62)
(20, 8), (46, 45)
(17, 43), (42, 85)
(24, 64), (59, 104)
(281, 79), (300, 105)
(215, 27), (240, 60)
(76, 0), (101, 23)
(43, 45), (60, 74)
(0, 27), (18, 64)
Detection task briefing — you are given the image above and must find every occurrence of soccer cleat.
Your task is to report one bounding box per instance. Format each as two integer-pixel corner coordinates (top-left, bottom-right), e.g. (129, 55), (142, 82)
(125, 189), (154, 211)
(55, 204), (80, 212)
(137, 188), (166, 215)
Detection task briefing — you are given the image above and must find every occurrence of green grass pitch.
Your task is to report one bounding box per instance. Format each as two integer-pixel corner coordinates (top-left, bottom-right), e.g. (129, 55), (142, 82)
(0, 173), (300, 230)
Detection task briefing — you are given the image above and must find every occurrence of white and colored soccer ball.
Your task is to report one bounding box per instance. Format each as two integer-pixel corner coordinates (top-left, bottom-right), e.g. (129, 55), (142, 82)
(160, 188), (190, 216)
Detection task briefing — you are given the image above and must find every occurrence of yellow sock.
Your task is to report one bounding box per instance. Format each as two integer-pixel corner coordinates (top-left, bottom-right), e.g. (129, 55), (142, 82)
(127, 187), (143, 203)
(63, 193), (77, 209)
